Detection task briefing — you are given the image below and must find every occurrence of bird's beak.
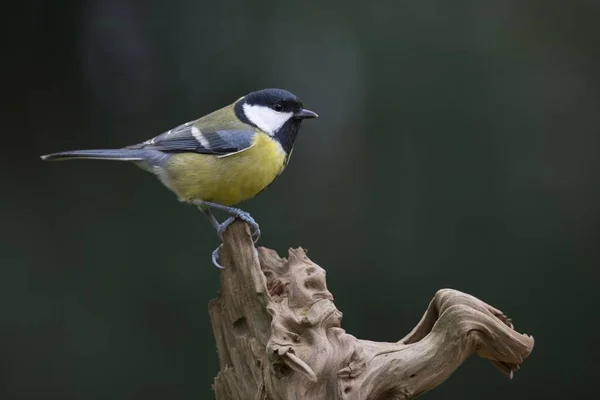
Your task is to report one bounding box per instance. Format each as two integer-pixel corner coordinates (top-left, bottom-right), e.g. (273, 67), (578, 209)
(294, 109), (319, 119)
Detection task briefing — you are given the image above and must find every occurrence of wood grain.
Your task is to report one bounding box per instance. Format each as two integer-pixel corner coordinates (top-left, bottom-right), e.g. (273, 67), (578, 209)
(209, 220), (534, 399)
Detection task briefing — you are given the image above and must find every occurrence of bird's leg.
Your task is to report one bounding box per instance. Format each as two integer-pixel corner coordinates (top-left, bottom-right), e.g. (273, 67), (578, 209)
(194, 200), (261, 243)
(199, 206), (221, 231)
(195, 201), (260, 269)
(198, 206), (225, 268)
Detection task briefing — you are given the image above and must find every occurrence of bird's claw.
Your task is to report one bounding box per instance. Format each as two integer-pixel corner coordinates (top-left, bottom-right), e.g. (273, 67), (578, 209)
(218, 213), (261, 243)
(212, 244), (224, 269)
(201, 204), (260, 268)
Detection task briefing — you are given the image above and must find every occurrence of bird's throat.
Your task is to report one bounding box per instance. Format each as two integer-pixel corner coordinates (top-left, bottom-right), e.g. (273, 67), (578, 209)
(274, 120), (301, 155)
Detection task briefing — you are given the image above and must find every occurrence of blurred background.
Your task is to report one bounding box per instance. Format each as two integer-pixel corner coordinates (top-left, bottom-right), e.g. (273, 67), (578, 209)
(4, 0), (600, 398)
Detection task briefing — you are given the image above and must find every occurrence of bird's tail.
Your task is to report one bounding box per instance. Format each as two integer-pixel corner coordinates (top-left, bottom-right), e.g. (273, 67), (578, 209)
(40, 149), (147, 161)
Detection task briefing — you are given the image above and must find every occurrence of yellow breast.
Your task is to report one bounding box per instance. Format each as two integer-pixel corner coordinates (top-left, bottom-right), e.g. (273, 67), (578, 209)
(162, 132), (288, 205)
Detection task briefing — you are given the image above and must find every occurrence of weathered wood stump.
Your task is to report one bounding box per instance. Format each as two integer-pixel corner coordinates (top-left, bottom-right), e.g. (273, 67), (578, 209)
(209, 221), (534, 399)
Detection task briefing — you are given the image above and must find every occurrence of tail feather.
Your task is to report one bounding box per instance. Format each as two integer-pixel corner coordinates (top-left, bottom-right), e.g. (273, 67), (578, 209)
(40, 149), (147, 161)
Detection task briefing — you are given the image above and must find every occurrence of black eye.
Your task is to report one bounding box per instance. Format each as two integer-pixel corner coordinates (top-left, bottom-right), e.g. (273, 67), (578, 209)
(273, 103), (283, 112)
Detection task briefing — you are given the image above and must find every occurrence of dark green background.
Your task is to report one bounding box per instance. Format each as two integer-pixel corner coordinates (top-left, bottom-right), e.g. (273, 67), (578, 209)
(5, 0), (599, 398)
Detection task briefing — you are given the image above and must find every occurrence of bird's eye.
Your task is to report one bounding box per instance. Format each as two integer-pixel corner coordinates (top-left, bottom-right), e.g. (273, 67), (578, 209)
(273, 104), (284, 112)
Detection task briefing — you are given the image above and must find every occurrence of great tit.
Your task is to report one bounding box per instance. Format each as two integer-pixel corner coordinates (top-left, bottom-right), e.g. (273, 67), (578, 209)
(41, 88), (318, 267)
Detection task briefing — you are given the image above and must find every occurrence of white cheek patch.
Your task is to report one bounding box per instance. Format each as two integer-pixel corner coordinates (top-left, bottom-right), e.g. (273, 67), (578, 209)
(243, 103), (293, 135)
(191, 126), (211, 148)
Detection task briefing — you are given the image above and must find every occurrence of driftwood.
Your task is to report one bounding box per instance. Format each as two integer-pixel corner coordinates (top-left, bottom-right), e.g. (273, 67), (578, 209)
(209, 221), (534, 399)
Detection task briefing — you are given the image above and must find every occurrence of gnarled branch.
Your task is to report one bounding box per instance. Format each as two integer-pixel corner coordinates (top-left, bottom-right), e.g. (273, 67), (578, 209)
(209, 221), (534, 399)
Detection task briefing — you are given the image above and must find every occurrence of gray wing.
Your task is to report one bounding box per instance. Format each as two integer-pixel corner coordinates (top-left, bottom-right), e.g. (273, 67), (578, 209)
(135, 121), (256, 156)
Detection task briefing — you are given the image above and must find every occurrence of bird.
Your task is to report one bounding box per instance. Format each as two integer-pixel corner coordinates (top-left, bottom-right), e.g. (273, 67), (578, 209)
(41, 88), (318, 268)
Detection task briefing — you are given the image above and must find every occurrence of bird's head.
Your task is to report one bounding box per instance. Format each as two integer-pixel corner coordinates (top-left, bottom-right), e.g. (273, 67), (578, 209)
(235, 88), (318, 135)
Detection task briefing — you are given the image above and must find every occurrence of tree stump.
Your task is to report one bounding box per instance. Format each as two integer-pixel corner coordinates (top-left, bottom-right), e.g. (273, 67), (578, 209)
(209, 221), (534, 400)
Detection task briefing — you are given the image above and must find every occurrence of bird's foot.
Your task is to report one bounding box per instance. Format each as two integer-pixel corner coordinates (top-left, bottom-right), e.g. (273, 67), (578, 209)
(210, 243), (259, 269)
(212, 244), (224, 269)
(218, 212), (261, 243)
